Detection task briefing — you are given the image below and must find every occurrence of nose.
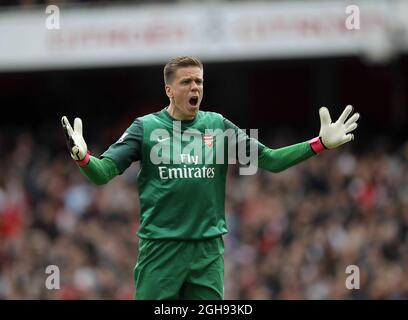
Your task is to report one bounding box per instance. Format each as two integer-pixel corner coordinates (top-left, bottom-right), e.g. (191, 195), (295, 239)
(191, 81), (199, 91)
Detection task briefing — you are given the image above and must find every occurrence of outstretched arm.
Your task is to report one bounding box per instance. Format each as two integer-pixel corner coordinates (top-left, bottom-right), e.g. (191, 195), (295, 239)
(61, 116), (127, 185)
(225, 105), (360, 173)
(260, 105), (359, 172)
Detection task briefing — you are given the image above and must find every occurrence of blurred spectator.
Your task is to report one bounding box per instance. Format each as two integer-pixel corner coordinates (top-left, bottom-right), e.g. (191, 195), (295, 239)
(1, 129), (407, 299)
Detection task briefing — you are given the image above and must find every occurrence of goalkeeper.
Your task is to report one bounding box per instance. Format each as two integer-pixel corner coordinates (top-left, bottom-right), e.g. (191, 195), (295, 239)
(61, 56), (359, 300)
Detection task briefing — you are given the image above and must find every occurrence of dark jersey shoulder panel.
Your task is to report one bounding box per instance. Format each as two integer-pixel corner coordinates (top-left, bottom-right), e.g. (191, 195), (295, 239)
(101, 118), (143, 174)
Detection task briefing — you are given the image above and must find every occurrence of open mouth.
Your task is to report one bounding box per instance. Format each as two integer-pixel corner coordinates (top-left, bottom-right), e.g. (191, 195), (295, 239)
(189, 96), (199, 107)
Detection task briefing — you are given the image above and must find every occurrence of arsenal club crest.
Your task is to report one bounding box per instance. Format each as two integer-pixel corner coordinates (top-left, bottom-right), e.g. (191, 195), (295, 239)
(203, 134), (214, 148)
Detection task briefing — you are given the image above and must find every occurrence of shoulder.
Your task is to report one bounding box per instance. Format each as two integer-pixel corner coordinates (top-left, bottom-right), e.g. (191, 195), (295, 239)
(198, 110), (225, 121)
(131, 109), (165, 129)
(138, 110), (163, 122)
(197, 110), (226, 130)
(199, 109), (224, 118)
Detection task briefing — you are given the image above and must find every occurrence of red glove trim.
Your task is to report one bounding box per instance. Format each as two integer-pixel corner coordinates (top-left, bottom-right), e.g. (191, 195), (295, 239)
(76, 151), (91, 167)
(309, 137), (326, 154)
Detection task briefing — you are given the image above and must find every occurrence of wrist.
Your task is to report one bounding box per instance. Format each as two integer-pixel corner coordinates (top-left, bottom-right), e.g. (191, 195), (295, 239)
(309, 137), (327, 154)
(76, 150), (91, 167)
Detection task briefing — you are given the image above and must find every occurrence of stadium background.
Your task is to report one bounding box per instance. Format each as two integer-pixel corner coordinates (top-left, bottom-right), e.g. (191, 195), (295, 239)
(0, 0), (408, 299)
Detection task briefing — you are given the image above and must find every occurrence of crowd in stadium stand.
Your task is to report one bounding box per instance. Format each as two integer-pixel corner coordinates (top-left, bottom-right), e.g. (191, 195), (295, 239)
(1, 129), (407, 300)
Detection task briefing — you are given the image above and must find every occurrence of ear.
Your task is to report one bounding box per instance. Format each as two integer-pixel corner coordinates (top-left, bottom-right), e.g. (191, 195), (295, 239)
(165, 85), (173, 98)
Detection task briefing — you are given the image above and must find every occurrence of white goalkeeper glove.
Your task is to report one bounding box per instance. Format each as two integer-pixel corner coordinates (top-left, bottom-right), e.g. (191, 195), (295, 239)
(309, 105), (360, 153)
(61, 116), (90, 166)
(319, 105), (359, 149)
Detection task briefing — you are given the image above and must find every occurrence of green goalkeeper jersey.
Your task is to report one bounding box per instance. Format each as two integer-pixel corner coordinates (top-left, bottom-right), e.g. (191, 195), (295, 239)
(80, 108), (316, 240)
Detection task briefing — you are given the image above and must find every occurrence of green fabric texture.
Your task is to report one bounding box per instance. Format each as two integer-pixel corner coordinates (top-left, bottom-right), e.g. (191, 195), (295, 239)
(79, 156), (119, 185)
(134, 236), (224, 299)
(258, 141), (315, 172)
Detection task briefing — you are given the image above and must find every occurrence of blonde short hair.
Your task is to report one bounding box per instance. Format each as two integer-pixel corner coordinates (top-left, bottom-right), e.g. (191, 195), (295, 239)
(163, 56), (203, 85)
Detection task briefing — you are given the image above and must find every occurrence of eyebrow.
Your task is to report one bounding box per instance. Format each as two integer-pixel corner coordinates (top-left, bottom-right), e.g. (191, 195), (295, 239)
(180, 77), (204, 83)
